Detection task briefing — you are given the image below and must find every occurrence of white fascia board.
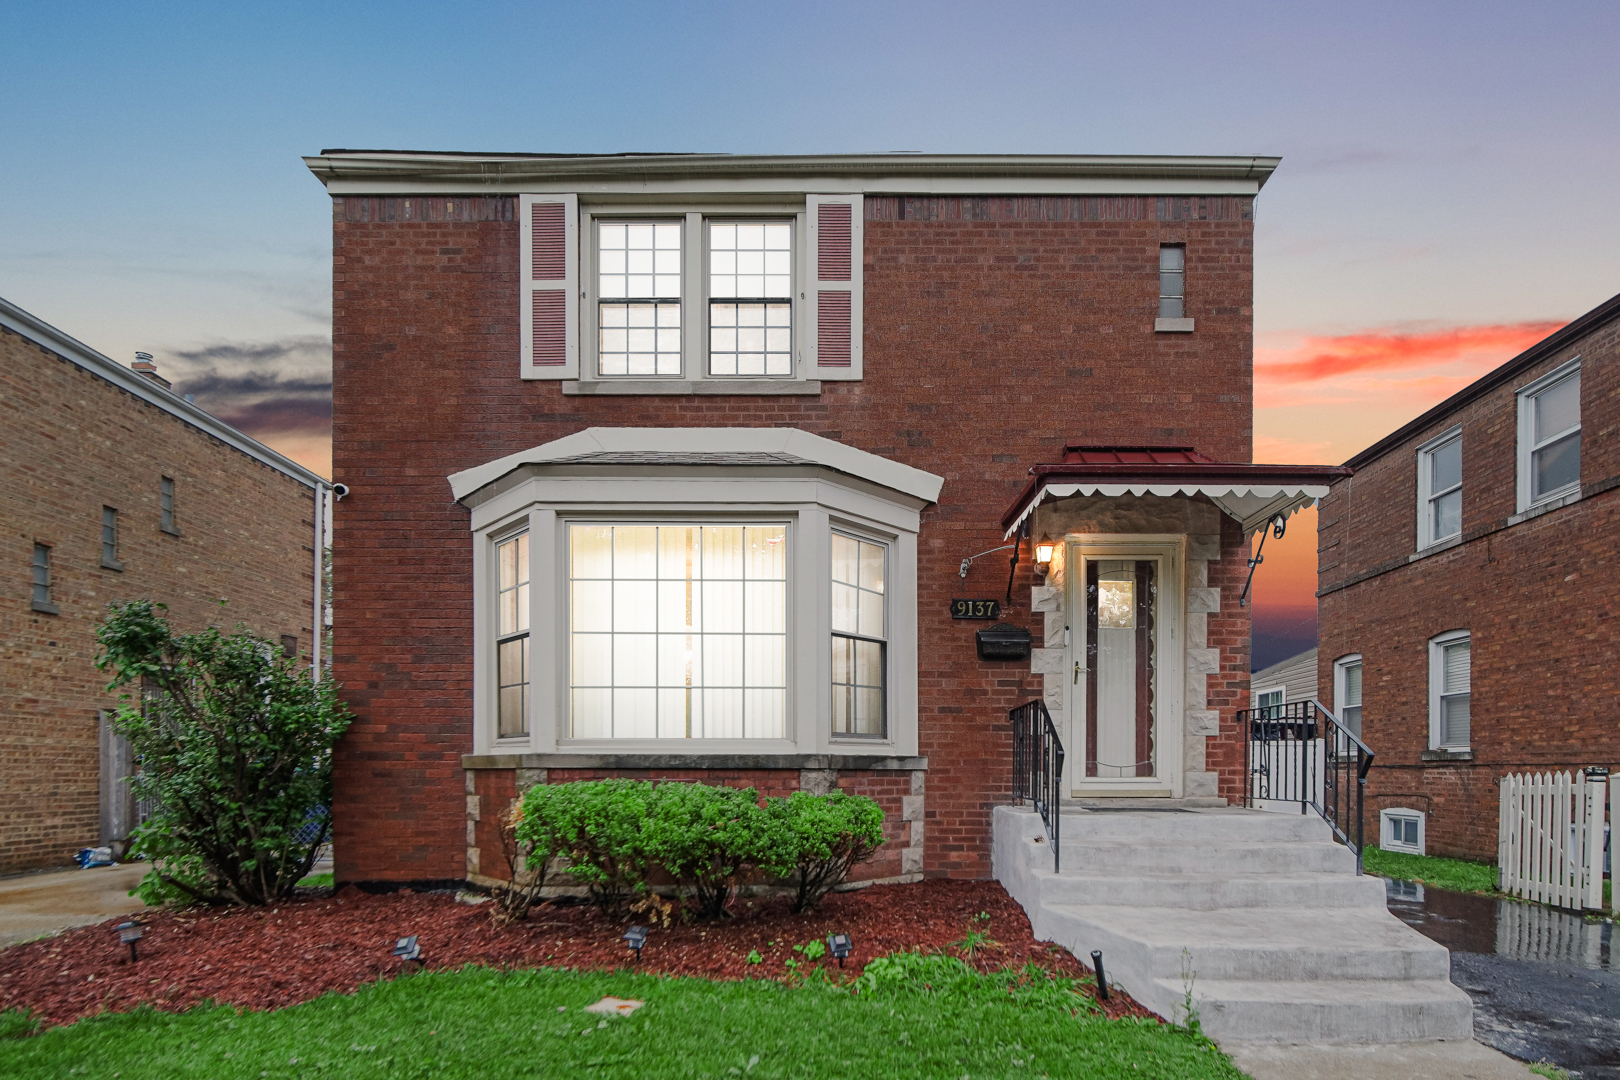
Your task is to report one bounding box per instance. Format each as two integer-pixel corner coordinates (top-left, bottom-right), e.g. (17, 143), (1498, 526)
(304, 152), (1280, 197)
(0, 295), (326, 490)
(449, 427), (944, 505)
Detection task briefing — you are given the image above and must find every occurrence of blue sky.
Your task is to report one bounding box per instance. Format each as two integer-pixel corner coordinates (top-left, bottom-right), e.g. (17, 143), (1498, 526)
(4, 0), (1617, 664)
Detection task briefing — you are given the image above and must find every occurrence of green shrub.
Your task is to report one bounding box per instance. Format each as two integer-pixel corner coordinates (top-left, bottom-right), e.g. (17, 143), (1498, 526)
(95, 600), (351, 907)
(761, 790), (885, 913)
(644, 782), (767, 919)
(518, 779), (656, 917)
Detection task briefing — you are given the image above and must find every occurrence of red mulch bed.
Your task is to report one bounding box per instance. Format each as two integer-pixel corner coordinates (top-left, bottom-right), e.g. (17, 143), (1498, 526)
(0, 879), (1150, 1029)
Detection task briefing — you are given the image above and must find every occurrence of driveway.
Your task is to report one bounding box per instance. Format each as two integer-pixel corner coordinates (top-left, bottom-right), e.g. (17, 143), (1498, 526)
(0, 864), (155, 948)
(1387, 877), (1620, 1079)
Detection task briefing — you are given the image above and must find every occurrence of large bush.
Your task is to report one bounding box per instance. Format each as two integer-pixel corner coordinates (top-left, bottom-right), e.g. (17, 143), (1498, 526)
(761, 790), (886, 913)
(516, 780), (885, 919)
(94, 600), (352, 906)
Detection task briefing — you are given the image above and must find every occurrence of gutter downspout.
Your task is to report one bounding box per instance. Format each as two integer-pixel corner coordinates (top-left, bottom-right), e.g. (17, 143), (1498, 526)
(312, 483), (327, 682)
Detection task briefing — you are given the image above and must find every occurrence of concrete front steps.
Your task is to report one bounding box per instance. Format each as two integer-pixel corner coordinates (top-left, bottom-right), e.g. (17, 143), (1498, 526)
(992, 804), (1474, 1044)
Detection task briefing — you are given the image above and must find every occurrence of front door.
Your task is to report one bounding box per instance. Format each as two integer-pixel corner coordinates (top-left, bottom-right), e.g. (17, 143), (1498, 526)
(1069, 541), (1182, 797)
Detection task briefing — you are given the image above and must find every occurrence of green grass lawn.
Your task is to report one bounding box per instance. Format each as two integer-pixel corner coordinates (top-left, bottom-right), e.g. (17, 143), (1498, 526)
(0, 960), (1241, 1080)
(1362, 846), (1498, 893)
(295, 871), (333, 888)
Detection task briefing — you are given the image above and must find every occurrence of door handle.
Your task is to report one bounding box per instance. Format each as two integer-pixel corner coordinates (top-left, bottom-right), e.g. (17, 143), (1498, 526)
(1074, 661), (1081, 685)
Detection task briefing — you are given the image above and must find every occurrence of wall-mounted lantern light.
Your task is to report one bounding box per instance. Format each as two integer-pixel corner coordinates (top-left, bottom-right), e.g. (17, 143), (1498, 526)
(1034, 536), (1055, 569)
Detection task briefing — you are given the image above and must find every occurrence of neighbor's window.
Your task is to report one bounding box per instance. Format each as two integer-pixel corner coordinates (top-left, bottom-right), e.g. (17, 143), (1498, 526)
(1520, 364), (1580, 507)
(1253, 686), (1284, 718)
(32, 543), (57, 614)
(598, 221), (682, 377)
(1431, 631), (1470, 750)
(709, 222), (793, 377)
(831, 533), (886, 737)
(1418, 430), (1462, 549)
(1158, 245), (1185, 319)
(100, 507), (122, 570)
(496, 532), (530, 739)
(1335, 655), (1363, 737)
(160, 476), (179, 535)
(569, 524), (787, 739)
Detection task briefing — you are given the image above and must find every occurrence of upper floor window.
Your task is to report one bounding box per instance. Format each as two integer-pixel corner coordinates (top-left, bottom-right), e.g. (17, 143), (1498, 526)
(1416, 428), (1462, 549)
(100, 507), (123, 571)
(160, 476), (179, 535)
(1517, 361), (1581, 511)
(1334, 654), (1362, 737)
(709, 222), (793, 377)
(597, 222), (682, 377)
(1429, 630), (1470, 750)
(1158, 245), (1185, 319)
(31, 543), (58, 615)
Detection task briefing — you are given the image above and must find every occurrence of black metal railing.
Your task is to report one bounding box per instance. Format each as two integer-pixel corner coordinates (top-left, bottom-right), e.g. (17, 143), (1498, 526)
(1240, 698), (1374, 873)
(1011, 699), (1066, 872)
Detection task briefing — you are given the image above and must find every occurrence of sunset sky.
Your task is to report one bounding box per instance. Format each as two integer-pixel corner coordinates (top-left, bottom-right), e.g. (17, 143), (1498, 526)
(3, 1), (1616, 669)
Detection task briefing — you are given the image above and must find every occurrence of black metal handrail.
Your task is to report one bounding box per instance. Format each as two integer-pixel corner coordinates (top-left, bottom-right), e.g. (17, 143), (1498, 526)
(1011, 699), (1066, 872)
(1240, 698), (1374, 873)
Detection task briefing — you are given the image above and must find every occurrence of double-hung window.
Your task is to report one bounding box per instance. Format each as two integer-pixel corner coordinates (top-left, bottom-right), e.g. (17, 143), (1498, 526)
(32, 543), (57, 614)
(1517, 361), (1580, 510)
(1334, 655), (1362, 737)
(1416, 428), (1462, 549)
(709, 222), (793, 376)
(1252, 686), (1284, 719)
(831, 533), (887, 737)
(496, 532), (530, 739)
(160, 477), (179, 535)
(597, 222), (683, 376)
(569, 524), (787, 739)
(1430, 631), (1470, 750)
(100, 507), (122, 571)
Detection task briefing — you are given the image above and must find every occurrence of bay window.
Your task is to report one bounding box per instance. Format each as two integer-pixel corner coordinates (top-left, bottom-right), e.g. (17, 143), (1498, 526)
(496, 532), (530, 738)
(831, 533), (887, 737)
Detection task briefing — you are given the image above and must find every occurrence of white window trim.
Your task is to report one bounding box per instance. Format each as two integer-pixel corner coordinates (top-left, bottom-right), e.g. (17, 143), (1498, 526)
(1332, 654), (1362, 724)
(1251, 684), (1285, 711)
(1380, 806), (1426, 855)
(1428, 629), (1471, 751)
(465, 464), (923, 759)
(1415, 425), (1462, 552)
(1515, 358), (1581, 513)
(577, 202), (810, 386)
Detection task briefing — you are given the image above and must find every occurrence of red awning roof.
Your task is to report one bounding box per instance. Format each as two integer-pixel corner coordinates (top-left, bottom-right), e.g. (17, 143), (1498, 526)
(1001, 446), (1353, 537)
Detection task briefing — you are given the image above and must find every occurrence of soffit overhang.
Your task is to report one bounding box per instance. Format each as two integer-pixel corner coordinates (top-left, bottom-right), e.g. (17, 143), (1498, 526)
(304, 150), (1281, 197)
(449, 427), (945, 508)
(1001, 446), (1353, 539)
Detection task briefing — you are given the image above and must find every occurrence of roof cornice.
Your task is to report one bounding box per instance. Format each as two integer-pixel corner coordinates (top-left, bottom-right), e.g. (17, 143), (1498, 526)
(304, 151), (1281, 197)
(1342, 290), (1620, 471)
(0, 295), (327, 490)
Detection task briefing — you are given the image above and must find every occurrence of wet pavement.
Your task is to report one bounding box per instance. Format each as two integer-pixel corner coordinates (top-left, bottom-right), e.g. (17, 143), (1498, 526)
(1386, 878), (1620, 1078)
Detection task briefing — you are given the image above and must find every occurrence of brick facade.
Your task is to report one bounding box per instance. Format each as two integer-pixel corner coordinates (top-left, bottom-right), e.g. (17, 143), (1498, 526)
(325, 166), (1262, 886)
(0, 313), (320, 873)
(1317, 296), (1619, 861)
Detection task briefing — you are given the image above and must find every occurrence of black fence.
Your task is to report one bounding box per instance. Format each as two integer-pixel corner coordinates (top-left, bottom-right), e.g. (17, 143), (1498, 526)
(1240, 699), (1374, 873)
(1011, 699), (1066, 873)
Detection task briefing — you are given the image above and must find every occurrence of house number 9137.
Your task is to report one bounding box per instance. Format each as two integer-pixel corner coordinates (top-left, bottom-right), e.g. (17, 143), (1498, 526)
(950, 599), (1001, 620)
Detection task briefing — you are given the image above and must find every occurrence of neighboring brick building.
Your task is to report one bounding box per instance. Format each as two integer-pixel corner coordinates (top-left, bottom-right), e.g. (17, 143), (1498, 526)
(304, 151), (1343, 889)
(0, 296), (328, 874)
(1317, 293), (1618, 862)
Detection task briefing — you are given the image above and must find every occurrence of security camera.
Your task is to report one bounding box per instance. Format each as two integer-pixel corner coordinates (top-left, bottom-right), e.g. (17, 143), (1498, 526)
(331, 483), (350, 500)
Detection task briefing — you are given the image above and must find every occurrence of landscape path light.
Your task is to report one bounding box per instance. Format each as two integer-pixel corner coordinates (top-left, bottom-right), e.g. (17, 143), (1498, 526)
(393, 934), (424, 973)
(827, 933), (852, 968)
(1091, 950), (1109, 1001)
(114, 920), (144, 963)
(624, 925), (648, 962)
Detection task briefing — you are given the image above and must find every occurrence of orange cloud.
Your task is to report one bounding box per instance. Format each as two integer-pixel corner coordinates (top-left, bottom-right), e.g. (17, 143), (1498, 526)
(1257, 321), (1564, 384)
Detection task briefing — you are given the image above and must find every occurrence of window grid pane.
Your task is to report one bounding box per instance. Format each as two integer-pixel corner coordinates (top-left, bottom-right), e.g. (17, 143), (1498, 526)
(1527, 373), (1581, 501)
(569, 524), (787, 740)
(31, 544), (51, 605)
(496, 533), (530, 738)
(1158, 245), (1185, 319)
(710, 221), (792, 377)
(160, 477), (176, 532)
(599, 221), (681, 377)
(101, 507), (118, 564)
(831, 533), (887, 737)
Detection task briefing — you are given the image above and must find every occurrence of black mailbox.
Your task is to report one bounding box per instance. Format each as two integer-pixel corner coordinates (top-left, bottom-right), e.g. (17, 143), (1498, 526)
(975, 622), (1031, 661)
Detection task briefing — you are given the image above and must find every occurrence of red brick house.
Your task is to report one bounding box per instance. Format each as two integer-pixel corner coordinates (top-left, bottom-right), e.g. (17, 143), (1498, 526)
(1317, 292), (1619, 862)
(305, 151), (1345, 889)
(1, 296), (329, 873)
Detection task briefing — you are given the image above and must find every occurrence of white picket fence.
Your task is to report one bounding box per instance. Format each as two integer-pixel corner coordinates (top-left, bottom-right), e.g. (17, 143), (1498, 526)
(1498, 771), (1612, 911)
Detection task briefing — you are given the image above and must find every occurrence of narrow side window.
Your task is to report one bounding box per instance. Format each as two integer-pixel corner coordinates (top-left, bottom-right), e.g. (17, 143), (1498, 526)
(1158, 245), (1185, 319)
(160, 477), (179, 535)
(101, 507), (123, 571)
(496, 532), (531, 739)
(831, 532), (887, 738)
(1334, 655), (1362, 737)
(32, 543), (58, 614)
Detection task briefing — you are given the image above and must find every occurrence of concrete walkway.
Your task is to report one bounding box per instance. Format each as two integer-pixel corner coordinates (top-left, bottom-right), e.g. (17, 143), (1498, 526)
(0, 863), (154, 947)
(1226, 1039), (1538, 1079)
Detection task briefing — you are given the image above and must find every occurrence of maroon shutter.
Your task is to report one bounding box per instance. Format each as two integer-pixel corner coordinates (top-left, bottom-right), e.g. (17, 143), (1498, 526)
(817, 292), (852, 368)
(531, 203), (567, 367)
